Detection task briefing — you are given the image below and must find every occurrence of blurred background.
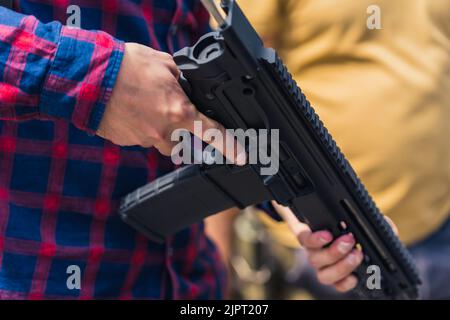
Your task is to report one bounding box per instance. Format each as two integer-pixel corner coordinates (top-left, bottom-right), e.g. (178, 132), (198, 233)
(205, 0), (450, 300)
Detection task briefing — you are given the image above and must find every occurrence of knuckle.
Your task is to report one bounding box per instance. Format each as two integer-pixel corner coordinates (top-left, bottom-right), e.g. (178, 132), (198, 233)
(166, 102), (192, 124)
(168, 108), (184, 124)
(165, 53), (174, 61)
(158, 51), (173, 61)
(171, 99), (197, 123)
(165, 57), (177, 68)
(182, 102), (197, 120)
(161, 54), (178, 68)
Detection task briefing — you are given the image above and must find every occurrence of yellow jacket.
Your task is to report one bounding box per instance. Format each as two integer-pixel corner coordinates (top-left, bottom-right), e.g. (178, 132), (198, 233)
(239, 0), (450, 245)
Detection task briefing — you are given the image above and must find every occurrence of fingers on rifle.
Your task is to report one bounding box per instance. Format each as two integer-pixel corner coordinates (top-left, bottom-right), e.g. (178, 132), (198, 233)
(184, 110), (247, 165)
(272, 201), (309, 237)
(308, 233), (355, 269)
(316, 249), (363, 285)
(271, 201), (333, 249)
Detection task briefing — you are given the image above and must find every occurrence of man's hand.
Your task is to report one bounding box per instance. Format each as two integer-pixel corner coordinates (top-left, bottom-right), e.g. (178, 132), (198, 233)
(272, 201), (398, 292)
(97, 43), (245, 163)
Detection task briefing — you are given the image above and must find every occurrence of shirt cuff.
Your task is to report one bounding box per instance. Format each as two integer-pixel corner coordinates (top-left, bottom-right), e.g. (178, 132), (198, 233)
(39, 26), (125, 134)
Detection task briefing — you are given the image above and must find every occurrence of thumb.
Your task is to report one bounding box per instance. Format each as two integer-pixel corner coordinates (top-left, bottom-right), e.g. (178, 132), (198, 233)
(271, 201), (312, 243)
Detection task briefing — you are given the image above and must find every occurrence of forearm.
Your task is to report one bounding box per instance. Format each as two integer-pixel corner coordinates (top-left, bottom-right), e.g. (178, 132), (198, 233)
(0, 6), (124, 133)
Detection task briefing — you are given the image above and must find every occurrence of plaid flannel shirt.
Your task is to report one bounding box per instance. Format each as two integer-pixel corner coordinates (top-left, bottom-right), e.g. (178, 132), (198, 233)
(0, 0), (226, 299)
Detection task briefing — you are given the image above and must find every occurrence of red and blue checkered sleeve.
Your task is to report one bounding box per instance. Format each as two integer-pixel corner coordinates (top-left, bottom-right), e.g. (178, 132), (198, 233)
(0, 6), (124, 134)
(193, 1), (213, 39)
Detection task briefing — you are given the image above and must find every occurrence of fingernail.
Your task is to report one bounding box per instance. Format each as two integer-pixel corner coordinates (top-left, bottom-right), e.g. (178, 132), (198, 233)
(347, 252), (361, 265)
(337, 237), (354, 254)
(319, 232), (332, 244)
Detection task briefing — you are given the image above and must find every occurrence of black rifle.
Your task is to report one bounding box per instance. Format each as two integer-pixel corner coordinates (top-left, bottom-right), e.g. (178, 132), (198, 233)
(119, 0), (421, 299)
